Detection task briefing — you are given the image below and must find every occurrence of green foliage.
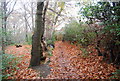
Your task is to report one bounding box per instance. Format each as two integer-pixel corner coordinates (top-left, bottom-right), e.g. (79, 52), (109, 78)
(81, 1), (120, 64)
(63, 20), (96, 46)
(111, 69), (120, 79)
(0, 28), (2, 45)
(23, 33), (32, 45)
(46, 32), (56, 45)
(1, 54), (20, 79)
(26, 34), (32, 45)
(81, 2), (120, 36)
(0, 53), (2, 81)
(104, 23), (120, 36)
(0, 28), (15, 46)
(80, 48), (89, 58)
(48, 51), (53, 56)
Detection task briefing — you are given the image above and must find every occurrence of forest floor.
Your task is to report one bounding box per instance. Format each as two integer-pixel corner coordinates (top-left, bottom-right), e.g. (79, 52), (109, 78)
(5, 41), (116, 79)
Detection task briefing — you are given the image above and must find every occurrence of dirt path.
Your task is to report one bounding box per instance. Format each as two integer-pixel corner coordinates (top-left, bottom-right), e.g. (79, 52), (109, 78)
(47, 41), (116, 79)
(5, 41), (116, 79)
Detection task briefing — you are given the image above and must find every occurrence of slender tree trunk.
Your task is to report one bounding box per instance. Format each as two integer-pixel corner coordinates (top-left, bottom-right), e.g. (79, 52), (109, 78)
(1, 19), (5, 54)
(29, 2), (44, 67)
(23, 4), (29, 43)
(41, 1), (49, 52)
(25, 22), (28, 42)
(1, 1), (7, 54)
(25, 16), (28, 42)
(31, 2), (34, 32)
(95, 30), (102, 56)
(51, 2), (57, 39)
(1, 0), (16, 53)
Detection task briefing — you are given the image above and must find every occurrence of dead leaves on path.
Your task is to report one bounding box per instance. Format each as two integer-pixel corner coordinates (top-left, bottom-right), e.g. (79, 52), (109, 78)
(5, 42), (116, 79)
(47, 41), (116, 79)
(5, 45), (40, 79)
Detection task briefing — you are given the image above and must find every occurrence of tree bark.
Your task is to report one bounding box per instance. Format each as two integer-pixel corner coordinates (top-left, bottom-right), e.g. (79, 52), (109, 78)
(1, 0), (17, 54)
(23, 4), (28, 43)
(41, 1), (49, 52)
(1, 1), (7, 54)
(29, 2), (44, 67)
(31, 2), (34, 32)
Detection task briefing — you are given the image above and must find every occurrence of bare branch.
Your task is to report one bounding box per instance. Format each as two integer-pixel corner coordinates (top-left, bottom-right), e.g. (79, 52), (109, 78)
(43, 1), (49, 22)
(47, 8), (64, 16)
(7, 0), (17, 17)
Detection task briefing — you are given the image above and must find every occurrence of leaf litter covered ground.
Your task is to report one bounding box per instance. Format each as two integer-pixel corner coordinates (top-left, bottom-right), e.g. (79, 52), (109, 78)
(5, 41), (116, 79)
(5, 45), (40, 79)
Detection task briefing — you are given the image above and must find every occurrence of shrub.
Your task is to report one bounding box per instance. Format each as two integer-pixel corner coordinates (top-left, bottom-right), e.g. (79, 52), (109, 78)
(55, 33), (63, 41)
(80, 48), (89, 58)
(0, 28), (15, 46)
(111, 69), (120, 79)
(27, 34), (32, 45)
(46, 32), (56, 45)
(23, 34), (32, 45)
(63, 20), (96, 46)
(81, 1), (120, 64)
(1, 54), (20, 79)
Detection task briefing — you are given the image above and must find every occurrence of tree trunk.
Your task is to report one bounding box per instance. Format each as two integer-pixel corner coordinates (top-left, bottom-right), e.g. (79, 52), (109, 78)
(24, 11), (28, 42)
(25, 22), (28, 43)
(29, 2), (44, 67)
(1, 0), (16, 54)
(41, 1), (49, 52)
(95, 30), (102, 56)
(31, 2), (34, 32)
(1, 1), (7, 54)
